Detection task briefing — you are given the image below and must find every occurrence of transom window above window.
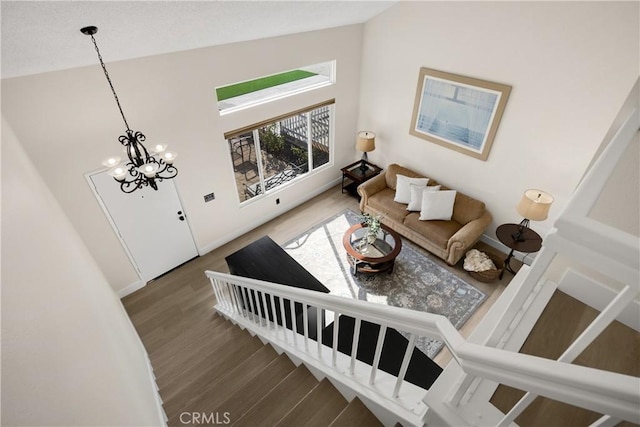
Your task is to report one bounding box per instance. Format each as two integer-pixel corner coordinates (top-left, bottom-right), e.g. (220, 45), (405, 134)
(216, 61), (335, 114)
(226, 100), (334, 203)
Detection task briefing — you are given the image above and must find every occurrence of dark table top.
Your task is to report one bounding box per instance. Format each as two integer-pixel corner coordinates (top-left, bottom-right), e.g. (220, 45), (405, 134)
(225, 235), (329, 294)
(341, 160), (382, 181)
(496, 223), (543, 254)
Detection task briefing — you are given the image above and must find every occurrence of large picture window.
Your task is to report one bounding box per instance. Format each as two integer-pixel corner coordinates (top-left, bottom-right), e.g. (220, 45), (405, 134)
(226, 100), (333, 203)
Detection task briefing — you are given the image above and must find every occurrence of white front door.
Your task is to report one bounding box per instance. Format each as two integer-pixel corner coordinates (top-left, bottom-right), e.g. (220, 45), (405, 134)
(90, 172), (199, 282)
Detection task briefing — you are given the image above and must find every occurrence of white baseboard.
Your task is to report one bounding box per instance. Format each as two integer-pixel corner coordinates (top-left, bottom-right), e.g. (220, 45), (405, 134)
(198, 178), (341, 255)
(115, 298), (167, 424)
(117, 279), (146, 299)
(479, 234), (538, 265)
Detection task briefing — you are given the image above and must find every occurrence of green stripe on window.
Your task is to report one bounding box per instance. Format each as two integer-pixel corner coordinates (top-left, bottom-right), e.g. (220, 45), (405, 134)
(216, 70), (317, 101)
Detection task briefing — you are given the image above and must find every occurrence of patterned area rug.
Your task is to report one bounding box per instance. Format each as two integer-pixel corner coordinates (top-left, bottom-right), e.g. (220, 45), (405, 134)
(282, 209), (486, 358)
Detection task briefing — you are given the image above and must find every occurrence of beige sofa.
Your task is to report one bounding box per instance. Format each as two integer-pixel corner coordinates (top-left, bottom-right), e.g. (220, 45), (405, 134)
(358, 164), (492, 265)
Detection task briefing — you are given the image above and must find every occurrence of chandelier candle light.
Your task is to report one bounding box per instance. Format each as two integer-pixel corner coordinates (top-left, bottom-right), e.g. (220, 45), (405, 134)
(82, 26), (177, 193)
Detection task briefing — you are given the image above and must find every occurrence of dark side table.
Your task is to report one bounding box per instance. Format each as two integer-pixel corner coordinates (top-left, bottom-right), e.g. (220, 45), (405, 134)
(341, 160), (382, 198)
(496, 223), (543, 279)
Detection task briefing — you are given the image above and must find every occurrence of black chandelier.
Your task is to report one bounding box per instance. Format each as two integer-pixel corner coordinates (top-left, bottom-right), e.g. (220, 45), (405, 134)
(81, 26), (177, 193)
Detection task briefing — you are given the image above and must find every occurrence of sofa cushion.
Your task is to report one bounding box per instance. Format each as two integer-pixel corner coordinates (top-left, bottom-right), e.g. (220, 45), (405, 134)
(403, 213), (463, 249)
(394, 175), (429, 204)
(452, 192), (486, 225)
(419, 190), (457, 221)
(407, 184), (441, 211)
(368, 188), (410, 223)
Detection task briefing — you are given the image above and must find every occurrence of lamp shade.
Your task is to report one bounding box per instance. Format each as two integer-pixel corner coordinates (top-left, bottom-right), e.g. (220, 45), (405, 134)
(516, 189), (554, 221)
(356, 131), (376, 152)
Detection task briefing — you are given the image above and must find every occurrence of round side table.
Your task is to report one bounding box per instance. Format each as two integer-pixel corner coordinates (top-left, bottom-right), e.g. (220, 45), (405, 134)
(495, 223), (542, 278)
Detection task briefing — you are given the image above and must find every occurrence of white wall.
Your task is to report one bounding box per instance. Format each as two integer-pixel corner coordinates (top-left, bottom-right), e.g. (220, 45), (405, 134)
(357, 2), (639, 243)
(1, 25), (364, 294)
(1, 116), (164, 426)
(590, 132), (639, 236)
(588, 79), (640, 237)
(549, 79), (640, 301)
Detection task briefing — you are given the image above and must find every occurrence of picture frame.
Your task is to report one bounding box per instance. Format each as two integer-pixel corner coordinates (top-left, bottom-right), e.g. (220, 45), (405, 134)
(409, 67), (511, 161)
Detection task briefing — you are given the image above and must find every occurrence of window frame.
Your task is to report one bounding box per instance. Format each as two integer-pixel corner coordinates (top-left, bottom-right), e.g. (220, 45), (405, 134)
(225, 99), (335, 205)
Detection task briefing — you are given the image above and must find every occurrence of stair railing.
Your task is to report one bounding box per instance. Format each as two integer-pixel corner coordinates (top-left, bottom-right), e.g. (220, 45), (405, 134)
(206, 270), (639, 426)
(442, 105), (640, 425)
(207, 270), (462, 425)
(492, 104), (640, 427)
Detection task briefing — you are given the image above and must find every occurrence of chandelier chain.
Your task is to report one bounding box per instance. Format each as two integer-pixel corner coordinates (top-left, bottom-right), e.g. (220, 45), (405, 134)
(88, 33), (131, 132)
(83, 25), (178, 193)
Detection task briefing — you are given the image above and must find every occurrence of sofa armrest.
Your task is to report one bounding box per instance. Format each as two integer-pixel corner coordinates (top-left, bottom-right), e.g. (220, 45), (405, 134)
(357, 173), (388, 212)
(445, 210), (493, 265)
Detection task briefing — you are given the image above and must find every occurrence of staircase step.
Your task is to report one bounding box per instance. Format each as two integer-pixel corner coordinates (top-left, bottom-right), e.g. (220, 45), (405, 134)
(143, 309), (226, 356)
(275, 378), (348, 426)
(148, 310), (228, 357)
(212, 353), (296, 422)
(150, 314), (385, 426)
(151, 316), (233, 371)
(168, 344), (279, 425)
(161, 332), (264, 415)
(155, 325), (257, 387)
(233, 365), (319, 427)
(329, 397), (383, 427)
(152, 317), (238, 373)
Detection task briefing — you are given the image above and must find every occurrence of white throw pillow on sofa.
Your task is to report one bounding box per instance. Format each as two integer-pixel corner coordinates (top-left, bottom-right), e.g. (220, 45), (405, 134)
(394, 175), (429, 204)
(420, 190), (457, 221)
(407, 184), (441, 211)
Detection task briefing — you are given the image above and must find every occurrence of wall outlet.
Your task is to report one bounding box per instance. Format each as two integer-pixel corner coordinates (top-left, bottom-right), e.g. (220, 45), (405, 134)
(204, 192), (215, 203)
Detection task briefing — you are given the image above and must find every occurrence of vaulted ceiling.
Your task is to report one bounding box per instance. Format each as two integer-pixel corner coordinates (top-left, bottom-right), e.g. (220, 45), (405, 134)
(1, 0), (396, 79)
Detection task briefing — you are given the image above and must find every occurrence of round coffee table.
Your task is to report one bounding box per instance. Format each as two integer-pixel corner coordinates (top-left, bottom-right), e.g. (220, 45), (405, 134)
(343, 223), (402, 275)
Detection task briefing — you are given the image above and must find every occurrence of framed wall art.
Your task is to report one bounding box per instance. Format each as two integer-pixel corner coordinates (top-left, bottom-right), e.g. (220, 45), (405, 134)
(409, 67), (511, 161)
